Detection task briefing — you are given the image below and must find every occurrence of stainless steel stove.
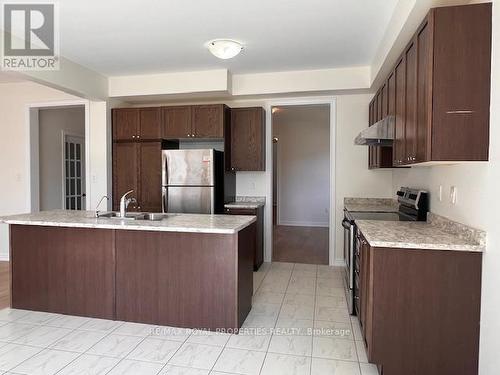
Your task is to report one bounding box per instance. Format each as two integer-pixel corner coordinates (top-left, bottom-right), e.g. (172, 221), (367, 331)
(342, 187), (429, 315)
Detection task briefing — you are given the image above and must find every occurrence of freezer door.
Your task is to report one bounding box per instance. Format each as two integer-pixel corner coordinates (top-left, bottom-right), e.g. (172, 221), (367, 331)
(163, 149), (214, 186)
(166, 186), (214, 214)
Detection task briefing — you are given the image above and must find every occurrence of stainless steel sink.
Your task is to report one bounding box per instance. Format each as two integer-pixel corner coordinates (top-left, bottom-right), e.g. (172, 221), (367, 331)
(96, 212), (172, 221)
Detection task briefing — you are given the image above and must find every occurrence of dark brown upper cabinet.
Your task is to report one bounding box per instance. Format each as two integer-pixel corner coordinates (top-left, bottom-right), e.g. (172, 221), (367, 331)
(162, 106), (192, 138)
(161, 104), (228, 139)
(113, 108), (162, 141)
(191, 104), (227, 138)
(394, 56), (406, 166)
(113, 108), (139, 141)
(369, 84), (393, 169)
(372, 3), (491, 167)
(139, 108), (162, 140)
(229, 107), (266, 172)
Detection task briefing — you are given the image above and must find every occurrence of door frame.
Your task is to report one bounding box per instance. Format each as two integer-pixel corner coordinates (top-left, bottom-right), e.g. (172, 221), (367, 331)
(265, 96), (337, 266)
(26, 100), (90, 212)
(61, 131), (86, 210)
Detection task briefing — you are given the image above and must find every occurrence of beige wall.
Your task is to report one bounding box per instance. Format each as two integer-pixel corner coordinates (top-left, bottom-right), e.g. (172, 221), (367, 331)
(273, 105), (330, 227)
(0, 82), (110, 261)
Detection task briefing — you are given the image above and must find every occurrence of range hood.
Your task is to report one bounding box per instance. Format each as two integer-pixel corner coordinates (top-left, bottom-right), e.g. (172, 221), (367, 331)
(354, 115), (395, 146)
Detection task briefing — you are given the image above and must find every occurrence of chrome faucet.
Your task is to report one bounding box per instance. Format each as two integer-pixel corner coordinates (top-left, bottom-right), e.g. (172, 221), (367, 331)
(95, 196), (110, 218)
(120, 190), (137, 218)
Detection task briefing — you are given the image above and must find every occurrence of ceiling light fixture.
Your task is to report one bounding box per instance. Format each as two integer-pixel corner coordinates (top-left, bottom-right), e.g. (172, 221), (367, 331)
(207, 39), (243, 59)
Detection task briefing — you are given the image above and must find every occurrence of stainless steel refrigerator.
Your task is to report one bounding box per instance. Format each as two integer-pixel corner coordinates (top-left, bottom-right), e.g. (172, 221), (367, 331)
(162, 149), (229, 214)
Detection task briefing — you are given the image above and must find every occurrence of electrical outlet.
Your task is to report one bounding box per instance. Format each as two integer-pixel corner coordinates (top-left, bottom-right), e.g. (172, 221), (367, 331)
(438, 185), (443, 202)
(450, 186), (458, 205)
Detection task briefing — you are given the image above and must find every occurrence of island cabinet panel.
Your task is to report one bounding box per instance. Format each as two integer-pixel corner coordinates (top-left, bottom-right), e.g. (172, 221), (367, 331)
(10, 225), (115, 319)
(356, 231), (482, 375)
(115, 225), (254, 330)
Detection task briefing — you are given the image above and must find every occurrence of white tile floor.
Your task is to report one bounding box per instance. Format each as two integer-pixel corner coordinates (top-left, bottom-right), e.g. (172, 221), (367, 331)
(0, 262), (379, 375)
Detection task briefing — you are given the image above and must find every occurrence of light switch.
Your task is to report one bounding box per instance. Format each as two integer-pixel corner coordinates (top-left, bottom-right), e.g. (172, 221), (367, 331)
(450, 186), (458, 205)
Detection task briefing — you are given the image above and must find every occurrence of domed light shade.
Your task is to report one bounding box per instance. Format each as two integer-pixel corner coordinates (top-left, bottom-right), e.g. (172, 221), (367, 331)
(207, 39), (243, 59)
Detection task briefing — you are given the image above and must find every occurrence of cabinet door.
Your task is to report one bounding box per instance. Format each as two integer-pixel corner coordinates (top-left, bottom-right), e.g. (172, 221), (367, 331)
(113, 109), (139, 141)
(139, 108), (161, 140)
(368, 101), (374, 168)
(230, 108), (265, 171)
(225, 206), (264, 270)
(113, 142), (139, 211)
(394, 57), (406, 166)
(405, 40), (418, 164)
(388, 72), (396, 117)
(431, 4), (491, 161)
(162, 106), (192, 138)
(192, 105), (224, 138)
(138, 142), (162, 212)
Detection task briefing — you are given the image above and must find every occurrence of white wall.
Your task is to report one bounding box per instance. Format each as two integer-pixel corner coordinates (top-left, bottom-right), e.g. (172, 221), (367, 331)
(334, 94), (394, 261)
(392, 164), (488, 229)
(273, 105), (330, 227)
(39, 107), (85, 210)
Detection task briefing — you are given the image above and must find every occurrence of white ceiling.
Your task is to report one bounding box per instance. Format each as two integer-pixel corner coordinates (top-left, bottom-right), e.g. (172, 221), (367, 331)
(59, 0), (398, 77)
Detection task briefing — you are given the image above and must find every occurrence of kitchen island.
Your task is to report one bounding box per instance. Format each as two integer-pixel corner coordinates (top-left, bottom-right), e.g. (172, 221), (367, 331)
(0, 210), (256, 331)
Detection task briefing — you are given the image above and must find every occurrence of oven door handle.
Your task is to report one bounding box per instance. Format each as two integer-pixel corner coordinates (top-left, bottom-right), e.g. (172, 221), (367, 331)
(342, 219), (352, 230)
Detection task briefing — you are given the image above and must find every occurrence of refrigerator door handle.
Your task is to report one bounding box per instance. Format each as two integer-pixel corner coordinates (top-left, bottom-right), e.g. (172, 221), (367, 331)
(162, 187), (168, 213)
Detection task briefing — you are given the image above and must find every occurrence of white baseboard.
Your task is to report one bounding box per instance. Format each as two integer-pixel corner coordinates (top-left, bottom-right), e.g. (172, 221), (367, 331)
(278, 221), (329, 228)
(332, 259), (345, 267)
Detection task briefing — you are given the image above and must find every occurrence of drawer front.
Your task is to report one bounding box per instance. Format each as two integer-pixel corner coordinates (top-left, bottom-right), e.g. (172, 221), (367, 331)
(225, 208), (257, 216)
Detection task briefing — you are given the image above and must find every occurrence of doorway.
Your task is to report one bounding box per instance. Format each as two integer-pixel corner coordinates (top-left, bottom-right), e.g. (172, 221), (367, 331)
(63, 134), (86, 210)
(271, 104), (330, 264)
(37, 105), (86, 211)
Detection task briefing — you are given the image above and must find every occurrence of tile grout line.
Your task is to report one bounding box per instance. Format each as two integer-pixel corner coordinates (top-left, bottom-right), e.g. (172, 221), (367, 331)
(257, 262), (294, 375)
(155, 327), (196, 375)
(2, 312), (90, 374)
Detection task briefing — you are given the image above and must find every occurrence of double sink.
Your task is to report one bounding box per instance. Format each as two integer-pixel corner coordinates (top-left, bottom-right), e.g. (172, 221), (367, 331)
(97, 212), (174, 222)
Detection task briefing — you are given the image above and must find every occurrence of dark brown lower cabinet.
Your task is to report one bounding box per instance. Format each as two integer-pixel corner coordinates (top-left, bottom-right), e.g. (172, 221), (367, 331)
(357, 231), (482, 375)
(115, 225), (254, 330)
(9, 224), (255, 330)
(10, 225), (115, 319)
(225, 206), (264, 271)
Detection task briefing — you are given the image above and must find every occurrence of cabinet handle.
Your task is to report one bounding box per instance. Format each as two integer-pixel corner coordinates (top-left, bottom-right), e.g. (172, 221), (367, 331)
(137, 135), (140, 139)
(187, 134), (191, 137)
(132, 135), (136, 139)
(446, 110), (474, 114)
(192, 134), (195, 137)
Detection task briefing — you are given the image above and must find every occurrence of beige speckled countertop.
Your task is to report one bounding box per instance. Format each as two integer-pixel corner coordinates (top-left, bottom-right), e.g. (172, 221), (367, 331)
(344, 198), (398, 213)
(356, 219), (485, 252)
(224, 202), (265, 209)
(0, 210), (256, 234)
